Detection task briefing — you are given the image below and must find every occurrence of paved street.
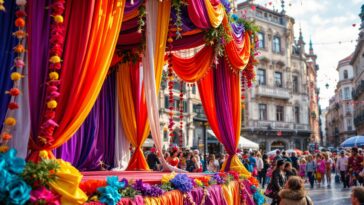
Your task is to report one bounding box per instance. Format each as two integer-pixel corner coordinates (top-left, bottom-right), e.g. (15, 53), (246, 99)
(265, 175), (352, 205)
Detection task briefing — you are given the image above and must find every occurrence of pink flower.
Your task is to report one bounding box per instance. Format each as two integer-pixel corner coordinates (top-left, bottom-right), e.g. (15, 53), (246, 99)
(30, 187), (61, 205)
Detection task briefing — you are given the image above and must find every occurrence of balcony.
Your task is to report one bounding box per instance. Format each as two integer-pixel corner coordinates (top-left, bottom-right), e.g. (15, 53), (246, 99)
(255, 86), (290, 99)
(352, 80), (364, 100)
(248, 120), (310, 131)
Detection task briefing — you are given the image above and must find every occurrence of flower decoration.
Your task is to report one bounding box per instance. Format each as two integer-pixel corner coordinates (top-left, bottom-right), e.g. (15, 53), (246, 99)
(161, 172), (176, 184)
(194, 176), (210, 187)
(30, 186), (61, 205)
(106, 176), (126, 189)
(211, 173), (225, 184)
(248, 176), (259, 187)
(97, 186), (121, 205)
(228, 171), (240, 181)
(79, 180), (106, 196)
(170, 174), (194, 193)
(5, 177), (31, 205)
(0, 149), (26, 175)
(194, 179), (203, 187)
(0, 0), (5, 11)
(251, 185), (265, 205)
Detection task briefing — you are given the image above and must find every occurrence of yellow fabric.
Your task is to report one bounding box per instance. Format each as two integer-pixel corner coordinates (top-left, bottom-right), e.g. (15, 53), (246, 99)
(144, 190), (183, 205)
(49, 160), (88, 205)
(51, 0), (126, 149)
(204, 0), (224, 28)
(222, 181), (240, 205)
(220, 155), (251, 178)
(154, 0), (171, 91)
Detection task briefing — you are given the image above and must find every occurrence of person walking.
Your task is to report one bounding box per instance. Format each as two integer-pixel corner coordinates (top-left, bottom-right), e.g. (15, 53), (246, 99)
(279, 176), (313, 205)
(348, 147), (364, 186)
(316, 154), (326, 188)
(306, 155), (316, 189)
(323, 152), (333, 187)
(298, 158), (306, 180)
(260, 154), (270, 188)
(268, 159), (286, 205)
(337, 151), (349, 188)
(284, 162), (297, 180)
(290, 152), (299, 171)
(256, 152), (264, 179)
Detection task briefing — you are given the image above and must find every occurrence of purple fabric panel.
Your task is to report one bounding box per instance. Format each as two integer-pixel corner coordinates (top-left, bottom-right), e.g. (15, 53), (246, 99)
(125, 0), (143, 14)
(231, 23), (244, 40)
(214, 58), (236, 155)
(171, 6), (197, 32)
(171, 32), (205, 51)
(27, 0), (52, 140)
(187, 0), (211, 29)
(54, 72), (116, 171)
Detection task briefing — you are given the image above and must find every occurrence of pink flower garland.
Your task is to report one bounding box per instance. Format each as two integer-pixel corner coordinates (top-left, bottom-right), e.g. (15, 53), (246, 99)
(38, 0), (65, 145)
(0, 0), (27, 152)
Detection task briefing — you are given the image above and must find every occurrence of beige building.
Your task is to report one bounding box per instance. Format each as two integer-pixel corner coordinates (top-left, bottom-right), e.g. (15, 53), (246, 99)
(326, 54), (356, 147)
(352, 5), (364, 135)
(237, 1), (319, 151)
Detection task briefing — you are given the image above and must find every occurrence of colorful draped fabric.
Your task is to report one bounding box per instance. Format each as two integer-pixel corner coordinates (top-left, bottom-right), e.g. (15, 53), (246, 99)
(197, 58), (250, 176)
(28, 0), (126, 160)
(117, 62), (150, 171)
(55, 72), (117, 171)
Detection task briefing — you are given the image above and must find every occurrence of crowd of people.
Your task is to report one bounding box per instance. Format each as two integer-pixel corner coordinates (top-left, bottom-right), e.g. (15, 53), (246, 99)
(145, 146), (364, 205)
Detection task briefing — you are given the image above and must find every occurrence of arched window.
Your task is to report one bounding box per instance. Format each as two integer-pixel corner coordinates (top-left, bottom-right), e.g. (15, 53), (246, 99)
(343, 70), (348, 79)
(257, 32), (265, 48)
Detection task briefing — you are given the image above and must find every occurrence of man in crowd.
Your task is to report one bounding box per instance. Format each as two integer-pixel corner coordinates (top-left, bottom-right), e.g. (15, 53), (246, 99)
(337, 151), (349, 188)
(282, 151), (292, 163)
(348, 147), (364, 186)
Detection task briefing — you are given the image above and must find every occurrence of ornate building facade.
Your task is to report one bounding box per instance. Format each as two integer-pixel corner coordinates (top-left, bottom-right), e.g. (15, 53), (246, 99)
(237, 1), (319, 151)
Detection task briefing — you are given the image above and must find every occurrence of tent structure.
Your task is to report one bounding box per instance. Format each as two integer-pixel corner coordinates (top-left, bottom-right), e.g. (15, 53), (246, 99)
(239, 137), (259, 150)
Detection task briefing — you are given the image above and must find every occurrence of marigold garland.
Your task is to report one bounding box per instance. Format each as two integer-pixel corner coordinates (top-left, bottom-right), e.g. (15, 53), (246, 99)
(38, 0), (65, 145)
(0, 0), (27, 152)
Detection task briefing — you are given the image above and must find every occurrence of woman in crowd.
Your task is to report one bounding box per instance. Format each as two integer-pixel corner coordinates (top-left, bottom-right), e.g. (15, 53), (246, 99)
(279, 176), (313, 205)
(192, 156), (202, 172)
(268, 159), (286, 205)
(316, 153), (326, 188)
(284, 162), (297, 180)
(168, 150), (180, 168)
(260, 154), (270, 188)
(178, 152), (187, 170)
(298, 158), (306, 180)
(207, 154), (220, 172)
(306, 155), (316, 189)
(323, 152), (333, 187)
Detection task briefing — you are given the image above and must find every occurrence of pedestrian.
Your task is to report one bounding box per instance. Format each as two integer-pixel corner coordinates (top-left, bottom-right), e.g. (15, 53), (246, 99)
(178, 152), (187, 170)
(256, 152), (264, 178)
(348, 147), (364, 186)
(284, 162), (297, 180)
(168, 149), (180, 167)
(282, 151), (292, 163)
(260, 154), (270, 188)
(337, 151), (349, 188)
(351, 186), (364, 205)
(267, 159), (286, 205)
(298, 158), (306, 180)
(290, 152), (299, 170)
(278, 176), (313, 205)
(306, 155), (316, 189)
(274, 150), (283, 163)
(146, 148), (160, 171)
(323, 152), (333, 187)
(192, 156), (202, 172)
(315, 153), (326, 187)
(207, 154), (219, 172)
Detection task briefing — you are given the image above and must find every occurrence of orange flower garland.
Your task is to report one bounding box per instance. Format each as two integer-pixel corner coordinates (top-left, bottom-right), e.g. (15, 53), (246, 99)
(0, 0), (27, 152)
(38, 0), (65, 145)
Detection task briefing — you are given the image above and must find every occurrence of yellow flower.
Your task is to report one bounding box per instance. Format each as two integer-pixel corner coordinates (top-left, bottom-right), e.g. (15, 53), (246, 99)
(4, 117), (16, 126)
(54, 15), (64, 23)
(49, 55), (61, 64)
(161, 172), (176, 184)
(10, 72), (23, 81)
(39, 150), (49, 159)
(194, 179), (203, 187)
(47, 100), (58, 109)
(0, 145), (9, 153)
(89, 195), (98, 201)
(49, 72), (59, 80)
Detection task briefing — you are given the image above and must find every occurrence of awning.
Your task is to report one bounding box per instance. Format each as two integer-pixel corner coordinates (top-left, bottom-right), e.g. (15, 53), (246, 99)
(207, 130), (259, 150)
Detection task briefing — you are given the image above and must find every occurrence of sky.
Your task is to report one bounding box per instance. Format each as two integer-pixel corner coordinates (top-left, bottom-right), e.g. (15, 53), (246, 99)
(237, 0), (363, 109)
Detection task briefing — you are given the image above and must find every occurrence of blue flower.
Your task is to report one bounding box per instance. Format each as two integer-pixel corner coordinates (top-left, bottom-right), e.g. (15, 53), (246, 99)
(170, 174), (194, 193)
(98, 186), (121, 205)
(106, 176), (125, 189)
(5, 178), (31, 205)
(251, 186), (265, 205)
(231, 14), (239, 22)
(0, 148), (26, 174)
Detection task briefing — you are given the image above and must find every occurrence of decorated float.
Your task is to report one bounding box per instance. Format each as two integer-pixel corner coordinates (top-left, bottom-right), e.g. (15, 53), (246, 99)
(0, 0), (264, 204)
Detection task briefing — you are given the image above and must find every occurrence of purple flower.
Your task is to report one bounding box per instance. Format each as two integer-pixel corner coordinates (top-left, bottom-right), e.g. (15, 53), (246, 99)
(212, 173), (225, 184)
(170, 174), (194, 193)
(132, 180), (163, 197)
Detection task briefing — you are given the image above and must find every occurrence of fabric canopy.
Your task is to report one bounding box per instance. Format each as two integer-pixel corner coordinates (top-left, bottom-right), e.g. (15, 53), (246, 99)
(238, 137), (259, 150)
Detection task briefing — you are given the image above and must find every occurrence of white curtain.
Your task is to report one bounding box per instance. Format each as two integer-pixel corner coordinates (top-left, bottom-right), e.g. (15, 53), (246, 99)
(1, 41), (30, 159)
(143, 0), (186, 173)
(113, 80), (130, 170)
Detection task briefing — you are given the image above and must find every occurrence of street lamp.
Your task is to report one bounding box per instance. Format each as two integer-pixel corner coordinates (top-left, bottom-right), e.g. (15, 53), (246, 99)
(193, 104), (208, 168)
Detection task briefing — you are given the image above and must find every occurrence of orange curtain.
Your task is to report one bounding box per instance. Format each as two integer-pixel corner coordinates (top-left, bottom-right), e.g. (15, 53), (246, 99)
(223, 15), (251, 70)
(171, 46), (214, 83)
(28, 0), (125, 160)
(117, 62), (150, 171)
